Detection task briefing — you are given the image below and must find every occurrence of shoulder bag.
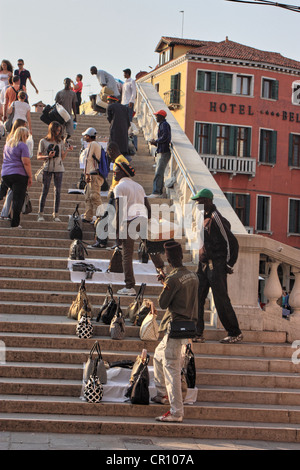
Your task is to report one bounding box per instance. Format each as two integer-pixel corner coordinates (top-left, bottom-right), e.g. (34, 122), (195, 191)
(83, 359), (104, 403)
(125, 353), (150, 405)
(139, 302), (159, 341)
(126, 283), (146, 323)
(83, 341), (107, 385)
(76, 300), (94, 339)
(107, 246), (123, 273)
(181, 343), (196, 389)
(22, 192), (32, 215)
(168, 320), (196, 339)
(96, 284), (117, 324)
(109, 298), (125, 340)
(68, 279), (93, 320)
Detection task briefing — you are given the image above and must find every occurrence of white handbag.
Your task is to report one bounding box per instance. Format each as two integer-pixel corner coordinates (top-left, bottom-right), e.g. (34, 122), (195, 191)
(56, 103), (71, 122)
(139, 302), (159, 342)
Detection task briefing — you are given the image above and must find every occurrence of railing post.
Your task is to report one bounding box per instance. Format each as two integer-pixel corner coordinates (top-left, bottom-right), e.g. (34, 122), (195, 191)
(263, 260), (282, 313)
(290, 267), (300, 316)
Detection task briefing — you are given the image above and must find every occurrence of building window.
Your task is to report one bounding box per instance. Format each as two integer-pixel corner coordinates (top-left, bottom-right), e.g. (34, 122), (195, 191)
(170, 73), (181, 104)
(225, 193), (250, 226)
(292, 80), (300, 105)
(194, 123), (252, 157)
(195, 123), (211, 154)
(196, 71), (232, 94)
(262, 78), (279, 100)
(216, 125), (230, 156)
(237, 127), (251, 157)
(289, 199), (300, 234)
(289, 134), (300, 168)
(259, 129), (277, 164)
(159, 49), (171, 66)
(236, 75), (252, 96)
(257, 195), (271, 232)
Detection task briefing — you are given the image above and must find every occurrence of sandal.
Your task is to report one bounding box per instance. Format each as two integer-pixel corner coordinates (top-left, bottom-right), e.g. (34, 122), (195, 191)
(192, 335), (205, 343)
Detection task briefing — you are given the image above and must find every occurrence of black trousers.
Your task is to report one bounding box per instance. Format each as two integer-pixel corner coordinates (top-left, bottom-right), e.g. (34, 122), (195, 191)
(2, 174), (28, 227)
(196, 260), (241, 337)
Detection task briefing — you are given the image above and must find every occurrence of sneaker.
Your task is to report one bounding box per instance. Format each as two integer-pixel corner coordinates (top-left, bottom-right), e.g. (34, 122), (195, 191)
(151, 395), (169, 405)
(155, 411), (183, 422)
(88, 241), (107, 249)
(53, 216), (61, 222)
(37, 214), (45, 222)
(220, 334), (243, 344)
(147, 193), (162, 199)
(116, 287), (136, 296)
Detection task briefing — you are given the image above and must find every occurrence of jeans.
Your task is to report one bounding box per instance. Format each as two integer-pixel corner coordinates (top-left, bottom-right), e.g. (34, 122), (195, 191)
(152, 151), (171, 195)
(153, 332), (188, 418)
(39, 171), (63, 215)
(2, 174), (28, 227)
(196, 260), (241, 337)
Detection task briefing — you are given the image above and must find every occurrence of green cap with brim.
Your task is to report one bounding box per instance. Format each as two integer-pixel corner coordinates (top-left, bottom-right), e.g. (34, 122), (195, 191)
(191, 188), (214, 200)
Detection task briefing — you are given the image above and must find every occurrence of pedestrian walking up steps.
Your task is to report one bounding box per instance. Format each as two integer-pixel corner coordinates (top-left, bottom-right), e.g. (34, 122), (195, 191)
(0, 112), (299, 444)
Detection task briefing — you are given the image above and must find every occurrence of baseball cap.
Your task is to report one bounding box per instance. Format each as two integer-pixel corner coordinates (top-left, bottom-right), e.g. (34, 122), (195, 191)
(191, 188), (214, 200)
(82, 127), (97, 137)
(154, 109), (167, 117)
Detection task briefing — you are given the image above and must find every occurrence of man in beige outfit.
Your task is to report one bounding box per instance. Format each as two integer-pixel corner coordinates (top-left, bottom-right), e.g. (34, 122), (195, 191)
(82, 127), (104, 223)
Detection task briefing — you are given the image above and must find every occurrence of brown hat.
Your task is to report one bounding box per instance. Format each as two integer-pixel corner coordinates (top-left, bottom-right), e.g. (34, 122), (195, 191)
(164, 241), (183, 264)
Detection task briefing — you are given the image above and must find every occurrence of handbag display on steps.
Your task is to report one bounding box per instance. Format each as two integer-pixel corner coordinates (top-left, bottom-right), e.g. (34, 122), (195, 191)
(83, 359), (104, 403)
(181, 343), (196, 389)
(126, 283), (146, 324)
(106, 246), (123, 273)
(125, 349), (150, 405)
(68, 279), (93, 320)
(76, 299), (94, 339)
(83, 341), (107, 385)
(96, 284), (117, 324)
(139, 302), (159, 342)
(109, 298), (126, 340)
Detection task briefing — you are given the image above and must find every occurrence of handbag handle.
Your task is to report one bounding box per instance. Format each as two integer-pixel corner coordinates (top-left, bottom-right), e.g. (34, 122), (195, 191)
(136, 283), (146, 301)
(89, 341), (103, 360)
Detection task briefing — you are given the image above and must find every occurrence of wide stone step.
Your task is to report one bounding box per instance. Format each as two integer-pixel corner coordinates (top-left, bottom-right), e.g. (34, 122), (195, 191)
(0, 412), (299, 442)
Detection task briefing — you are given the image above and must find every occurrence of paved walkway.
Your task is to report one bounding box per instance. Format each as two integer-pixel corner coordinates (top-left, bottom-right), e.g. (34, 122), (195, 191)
(0, 432), (299, 450)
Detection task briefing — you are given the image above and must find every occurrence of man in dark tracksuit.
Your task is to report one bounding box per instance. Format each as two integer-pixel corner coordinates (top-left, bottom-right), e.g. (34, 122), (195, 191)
(148, 109), (171, 198)
(191, 188), (243, 344)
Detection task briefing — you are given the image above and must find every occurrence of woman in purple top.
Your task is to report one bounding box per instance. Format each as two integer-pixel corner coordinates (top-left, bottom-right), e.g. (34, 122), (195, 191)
(1, 126), (32, 227)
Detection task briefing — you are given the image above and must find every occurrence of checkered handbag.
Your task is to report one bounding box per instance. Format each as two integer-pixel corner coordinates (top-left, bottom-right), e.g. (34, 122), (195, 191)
(83, 360), (103, 403)
(76, 300), (94, 339)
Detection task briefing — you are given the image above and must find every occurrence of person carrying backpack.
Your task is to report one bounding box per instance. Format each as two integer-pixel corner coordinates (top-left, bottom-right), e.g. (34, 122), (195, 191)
(81, 127), (104, 223)
(191, 188), (243, 344)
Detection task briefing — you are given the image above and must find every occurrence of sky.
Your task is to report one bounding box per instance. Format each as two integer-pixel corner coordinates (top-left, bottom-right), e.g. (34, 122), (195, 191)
(1, 0), (300, 107)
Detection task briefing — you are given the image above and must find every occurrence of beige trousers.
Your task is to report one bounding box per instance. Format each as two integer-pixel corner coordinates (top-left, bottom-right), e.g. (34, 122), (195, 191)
(84, 174), (103, 221)
(153, 332), (188, 418)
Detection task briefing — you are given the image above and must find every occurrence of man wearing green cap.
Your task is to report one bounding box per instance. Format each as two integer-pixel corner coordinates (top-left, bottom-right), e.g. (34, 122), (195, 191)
(191, 188), (243, 344)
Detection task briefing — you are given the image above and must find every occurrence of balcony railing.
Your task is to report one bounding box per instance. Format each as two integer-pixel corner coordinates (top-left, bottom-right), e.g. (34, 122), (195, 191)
(163, 89), (181, 110)
(200, 154), (256, 179)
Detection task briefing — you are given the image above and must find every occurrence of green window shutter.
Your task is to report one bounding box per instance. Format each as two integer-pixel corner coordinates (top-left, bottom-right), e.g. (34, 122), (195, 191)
(229, 126), (237, 156)
(289, 199), (295, 233)
(257, 197), (264, 231)
(197, 71), (205, 90)
(210, 72), (217, 92)
(245, 194), (250, 227)
(170, 73), (180, 103)
(194, 123), (200, 152)
(271, 80), (279, 100)
(246, 128), (252, 157)
(217, 73), (232, 93)
(211, 124), (218, 154)
(288, 134), (294, 166)
(270, 131), (277, 164)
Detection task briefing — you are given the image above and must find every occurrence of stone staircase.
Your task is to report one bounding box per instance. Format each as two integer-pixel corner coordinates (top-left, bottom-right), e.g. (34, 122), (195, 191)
(0, 113), (300, 444)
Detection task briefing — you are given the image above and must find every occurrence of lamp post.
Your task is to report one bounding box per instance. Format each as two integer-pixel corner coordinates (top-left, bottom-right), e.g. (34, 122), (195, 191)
(180, 10), (184, 38)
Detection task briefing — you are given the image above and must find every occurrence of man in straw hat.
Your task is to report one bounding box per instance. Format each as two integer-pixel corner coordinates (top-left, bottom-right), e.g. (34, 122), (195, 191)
(152, 241), (198, 422)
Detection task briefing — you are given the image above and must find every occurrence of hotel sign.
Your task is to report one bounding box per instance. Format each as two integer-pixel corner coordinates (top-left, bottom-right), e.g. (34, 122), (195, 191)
(209, 101), (300, 122)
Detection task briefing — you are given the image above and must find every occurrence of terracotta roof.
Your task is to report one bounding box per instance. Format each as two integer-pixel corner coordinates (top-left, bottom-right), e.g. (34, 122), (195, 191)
(155, 36), (211, 52)
(188, 39), (300, 70)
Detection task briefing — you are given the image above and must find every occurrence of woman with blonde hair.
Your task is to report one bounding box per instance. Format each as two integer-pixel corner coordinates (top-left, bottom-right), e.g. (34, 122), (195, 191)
(37, 120), (72, 222)
(1, 126), (32, 228)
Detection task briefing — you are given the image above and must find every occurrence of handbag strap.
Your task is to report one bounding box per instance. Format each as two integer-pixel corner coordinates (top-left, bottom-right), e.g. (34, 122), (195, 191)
(107, 284), (114, 299)
(136, 283), (146, 301)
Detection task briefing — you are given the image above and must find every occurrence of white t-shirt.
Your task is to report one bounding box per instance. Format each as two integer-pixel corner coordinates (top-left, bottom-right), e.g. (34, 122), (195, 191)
(12, 101), (31, 123)
(114, 177), (148, 223)
(121, 78), (137, 105)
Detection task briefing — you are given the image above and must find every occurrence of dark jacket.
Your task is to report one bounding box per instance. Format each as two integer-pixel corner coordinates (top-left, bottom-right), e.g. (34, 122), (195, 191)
(154, 119), (171, 154)
(200, 204), (233, 265)
(158, 266), (199, 332)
